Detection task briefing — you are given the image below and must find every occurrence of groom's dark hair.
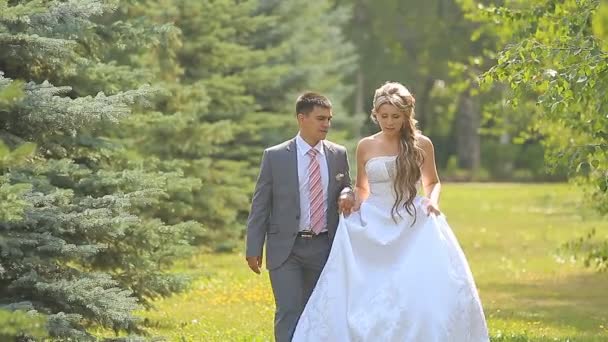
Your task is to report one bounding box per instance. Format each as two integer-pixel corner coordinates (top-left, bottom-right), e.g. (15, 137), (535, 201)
(295, 92), (332, 116)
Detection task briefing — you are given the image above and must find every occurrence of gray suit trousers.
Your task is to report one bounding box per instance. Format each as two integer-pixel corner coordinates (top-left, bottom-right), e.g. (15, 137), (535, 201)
(269, 233), (331, 342)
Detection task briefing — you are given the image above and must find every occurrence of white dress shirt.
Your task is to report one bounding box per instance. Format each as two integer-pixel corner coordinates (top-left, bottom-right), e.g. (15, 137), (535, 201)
(296, 134), (329, 232)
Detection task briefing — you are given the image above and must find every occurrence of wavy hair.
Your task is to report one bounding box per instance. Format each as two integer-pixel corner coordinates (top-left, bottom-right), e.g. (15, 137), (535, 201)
(370, 82), (424, 223)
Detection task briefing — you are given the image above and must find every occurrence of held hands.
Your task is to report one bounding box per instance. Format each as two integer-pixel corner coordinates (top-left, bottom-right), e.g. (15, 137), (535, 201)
(246, 256), (262, 274)
(338, 188), (358, 217)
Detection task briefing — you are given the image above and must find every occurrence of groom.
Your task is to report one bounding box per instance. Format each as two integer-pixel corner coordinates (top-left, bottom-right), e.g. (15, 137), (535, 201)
(246, 92), (354, 342)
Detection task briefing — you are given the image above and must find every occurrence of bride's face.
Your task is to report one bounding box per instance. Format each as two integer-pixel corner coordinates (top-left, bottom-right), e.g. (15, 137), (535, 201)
(376, 103), (406, 136)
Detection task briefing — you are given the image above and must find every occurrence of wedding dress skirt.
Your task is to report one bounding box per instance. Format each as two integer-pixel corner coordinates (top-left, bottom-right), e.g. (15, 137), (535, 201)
(292, 156), (489, 341)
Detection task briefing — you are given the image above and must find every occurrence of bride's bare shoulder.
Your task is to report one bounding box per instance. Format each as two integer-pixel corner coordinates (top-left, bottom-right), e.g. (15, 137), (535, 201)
(356, 134), (380, 154)
(416, 133), (434, 148)
(358, 133), (382, 147)
(416, 134), (436, 157)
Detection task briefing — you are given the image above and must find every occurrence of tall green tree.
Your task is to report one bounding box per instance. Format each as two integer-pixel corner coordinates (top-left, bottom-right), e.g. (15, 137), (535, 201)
(256, 0), (356, 114)
(107, 0), (282, 251)
(0, 310), (46, 341)
(111, 0), (357, 251)
(339, 0), (491, 171)
(0, 84), (47, 339)
(0, 1), (201, 339)
(467, 0), (608, 269)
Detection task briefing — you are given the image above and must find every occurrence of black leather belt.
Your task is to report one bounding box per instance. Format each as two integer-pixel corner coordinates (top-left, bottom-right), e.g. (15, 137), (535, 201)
(297, 231), (328, 239)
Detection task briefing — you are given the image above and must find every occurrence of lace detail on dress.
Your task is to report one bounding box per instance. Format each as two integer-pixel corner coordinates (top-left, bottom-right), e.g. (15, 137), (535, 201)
(365, 155), (422, 208)
(385, 159), (397, 180)
(348, 275), (412, 341)
(365, 156), (398, 205)
(293, 246), (338, 340)
(292, 157), (489, 342)
(365, 155), (396, 184)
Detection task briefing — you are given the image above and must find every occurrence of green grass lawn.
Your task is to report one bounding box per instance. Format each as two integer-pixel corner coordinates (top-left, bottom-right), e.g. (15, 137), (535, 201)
(133, 183), (608, 341)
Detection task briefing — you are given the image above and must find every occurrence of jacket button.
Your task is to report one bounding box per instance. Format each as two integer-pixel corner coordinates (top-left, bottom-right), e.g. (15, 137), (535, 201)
(296, 215), (300, 220)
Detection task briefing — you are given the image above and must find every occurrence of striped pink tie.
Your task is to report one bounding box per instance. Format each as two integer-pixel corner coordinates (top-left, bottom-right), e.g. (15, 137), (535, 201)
(307, 148), (326, 234)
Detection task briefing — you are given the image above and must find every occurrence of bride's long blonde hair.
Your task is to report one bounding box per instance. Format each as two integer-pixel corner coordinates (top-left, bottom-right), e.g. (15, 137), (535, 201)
(370, 82), (424, 222)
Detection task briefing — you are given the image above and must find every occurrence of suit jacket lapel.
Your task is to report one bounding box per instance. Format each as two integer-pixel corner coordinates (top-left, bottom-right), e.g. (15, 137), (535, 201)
(324, 141), (336, 194)
(285, 138), (300, 210)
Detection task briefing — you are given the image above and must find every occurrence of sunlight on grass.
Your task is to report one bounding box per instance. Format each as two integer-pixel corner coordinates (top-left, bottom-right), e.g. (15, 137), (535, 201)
(118, 183), (607, 341)
(134, 254), (275, 341)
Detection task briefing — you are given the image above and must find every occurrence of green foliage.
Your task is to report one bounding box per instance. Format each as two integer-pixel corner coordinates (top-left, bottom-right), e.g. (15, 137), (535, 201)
(0, 1), (203, 339)
(479, 139), (565, 181)
(106, 0), (273, 252)
(593, 2), (608, 51)
(0, 310), (47, 341)
(256, 0), (356, 114)
(465, 0), (608, 269)
(343, 0), (531, 175)
(561, 228), (608, 271)
(106, 0), (356, 252)
(0, 139), (34, 223)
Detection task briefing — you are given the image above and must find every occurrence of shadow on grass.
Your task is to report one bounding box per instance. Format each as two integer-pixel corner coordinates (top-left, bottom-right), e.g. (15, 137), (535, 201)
(484, 272), (608, 338)
(490, 334), (607, 342)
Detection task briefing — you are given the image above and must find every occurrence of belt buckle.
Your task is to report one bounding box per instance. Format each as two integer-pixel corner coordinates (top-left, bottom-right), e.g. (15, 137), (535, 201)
(300, 229), (314, 239)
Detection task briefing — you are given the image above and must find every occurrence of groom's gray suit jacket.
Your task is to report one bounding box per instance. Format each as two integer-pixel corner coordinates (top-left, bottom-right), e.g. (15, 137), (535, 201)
(246, 138), (351, 270)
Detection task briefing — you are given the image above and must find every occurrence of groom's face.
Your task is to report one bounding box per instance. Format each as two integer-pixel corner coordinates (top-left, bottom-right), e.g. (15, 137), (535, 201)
(298, 106), (332, 143)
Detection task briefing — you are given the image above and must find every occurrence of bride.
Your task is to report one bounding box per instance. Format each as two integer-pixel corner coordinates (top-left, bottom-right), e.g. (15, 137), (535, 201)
(292, 82), (489, 341)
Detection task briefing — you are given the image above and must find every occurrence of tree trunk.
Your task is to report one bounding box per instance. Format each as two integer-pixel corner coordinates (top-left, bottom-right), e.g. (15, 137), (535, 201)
(456, 91), (480, 170)
(355, 69), (365, 114)
(416, 77), (435, 131)
(352, 0), (366, 116)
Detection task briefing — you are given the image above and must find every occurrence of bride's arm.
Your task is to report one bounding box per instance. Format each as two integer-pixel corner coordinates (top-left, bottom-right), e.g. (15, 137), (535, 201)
(354, 139), (371, 205)
(419, 135), (441, 209)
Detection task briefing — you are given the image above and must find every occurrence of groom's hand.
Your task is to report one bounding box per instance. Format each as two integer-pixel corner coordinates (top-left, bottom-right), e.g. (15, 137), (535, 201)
(246, 256), (262, 274)
(338, 189), (356, 216)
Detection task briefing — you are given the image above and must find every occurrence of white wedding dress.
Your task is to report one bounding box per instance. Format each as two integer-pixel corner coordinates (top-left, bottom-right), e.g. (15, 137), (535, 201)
(292, 155), (489, 342)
